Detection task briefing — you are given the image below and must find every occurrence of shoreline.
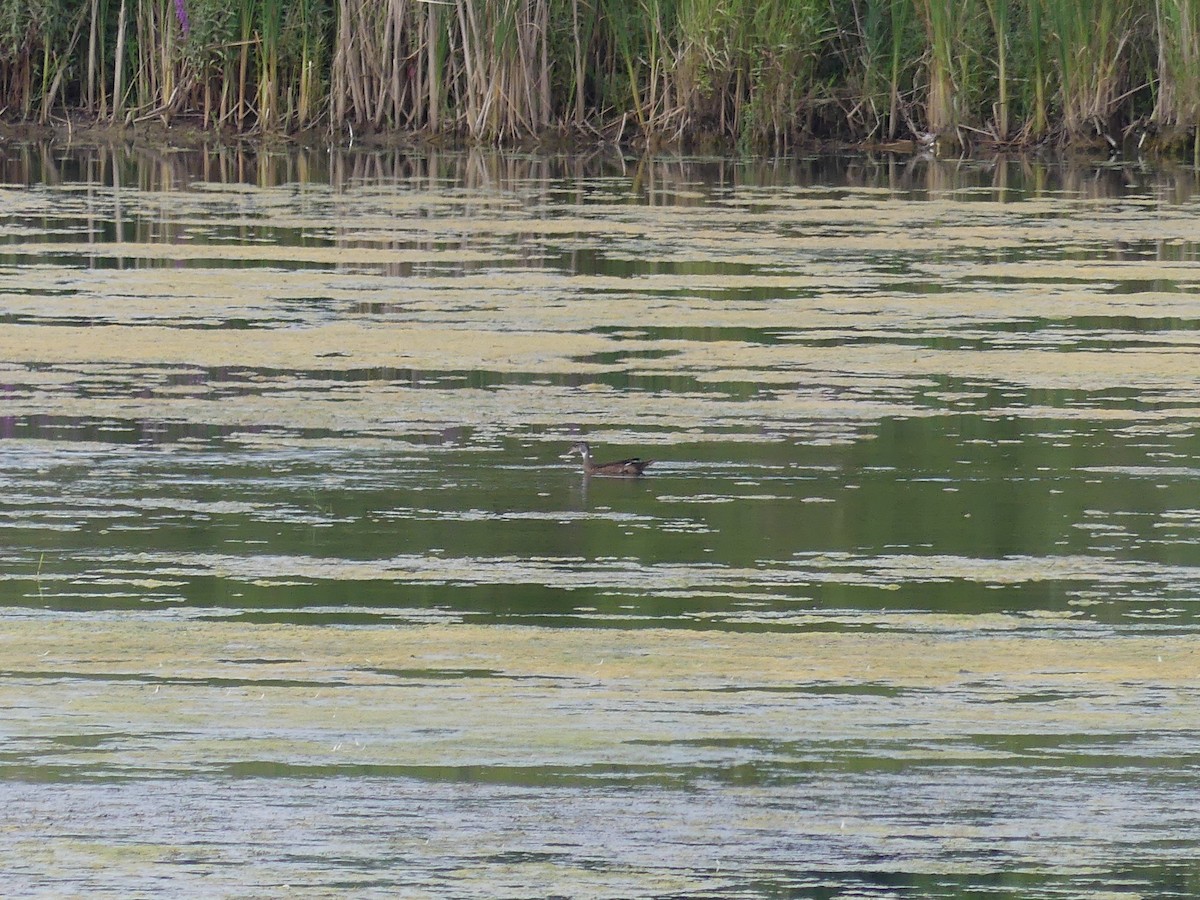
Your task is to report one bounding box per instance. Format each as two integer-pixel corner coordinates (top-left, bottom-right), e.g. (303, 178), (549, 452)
(0, 114), (1158, 162)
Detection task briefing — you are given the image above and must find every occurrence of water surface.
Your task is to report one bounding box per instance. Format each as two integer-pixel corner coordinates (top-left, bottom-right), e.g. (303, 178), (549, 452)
(1, 145), (1198, 897)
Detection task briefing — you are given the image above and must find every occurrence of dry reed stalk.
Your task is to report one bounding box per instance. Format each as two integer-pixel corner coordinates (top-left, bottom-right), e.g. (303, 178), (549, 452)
(87, 0), (99, 111)
(136, 0), (149, 111)
(913, 0), (957, 134)
(112, 0), (128, 121)
(571, 0), (584, 125)
(426, 2), (440, 130)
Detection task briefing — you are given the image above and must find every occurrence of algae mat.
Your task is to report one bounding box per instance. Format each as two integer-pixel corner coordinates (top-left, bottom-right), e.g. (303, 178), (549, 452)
(1, 148), (1199, 897)
(2, 616), (1199, 896)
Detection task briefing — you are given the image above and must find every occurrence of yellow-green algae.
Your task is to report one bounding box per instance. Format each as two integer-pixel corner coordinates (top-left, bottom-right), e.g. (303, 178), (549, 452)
(2, 160), (1200, 895)
(2, 618), (1197, 773)
(2, 178), (1197, 430)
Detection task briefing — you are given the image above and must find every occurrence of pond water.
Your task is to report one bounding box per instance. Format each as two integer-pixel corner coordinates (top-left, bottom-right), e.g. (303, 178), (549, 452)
(1, 143), (1199, 897)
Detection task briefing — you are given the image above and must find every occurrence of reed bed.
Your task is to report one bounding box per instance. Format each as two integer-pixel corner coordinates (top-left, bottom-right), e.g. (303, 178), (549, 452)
(0, 0), (1195, 154)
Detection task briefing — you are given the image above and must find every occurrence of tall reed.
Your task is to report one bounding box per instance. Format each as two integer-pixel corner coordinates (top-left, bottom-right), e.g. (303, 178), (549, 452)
(829, 0), (903, 140)
(882, 0), (919, 139)
(910, 0), (999, 142)
(1025, 0), (1049, 137)
(594, 0), (678, 135)
(1041, 0), (1138, 141)
(675, 0), (829, 149)
(912, 0), (957, 134)
(0, 0), (1190, 157)
(982, 0), (1011, 138)
(1154, 0), (1200, 163)
(452, 0), (554, 140)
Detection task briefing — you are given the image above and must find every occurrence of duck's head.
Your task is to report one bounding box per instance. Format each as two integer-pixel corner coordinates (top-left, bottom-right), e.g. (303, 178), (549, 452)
(566, 441), (591, 458)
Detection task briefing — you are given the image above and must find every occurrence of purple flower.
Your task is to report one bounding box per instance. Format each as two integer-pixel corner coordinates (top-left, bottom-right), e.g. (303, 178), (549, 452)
(175, 0), (190, 36)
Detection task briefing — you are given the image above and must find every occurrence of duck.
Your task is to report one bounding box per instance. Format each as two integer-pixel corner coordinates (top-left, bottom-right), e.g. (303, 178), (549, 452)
(566, 441), (653, 477)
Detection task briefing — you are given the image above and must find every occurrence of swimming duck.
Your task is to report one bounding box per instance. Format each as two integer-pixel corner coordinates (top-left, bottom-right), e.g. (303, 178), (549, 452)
(567, 441), (653, 477)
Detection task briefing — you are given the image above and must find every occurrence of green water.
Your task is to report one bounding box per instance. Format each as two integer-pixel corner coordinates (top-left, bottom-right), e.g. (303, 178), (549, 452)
(1, 145), (1199, 897)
